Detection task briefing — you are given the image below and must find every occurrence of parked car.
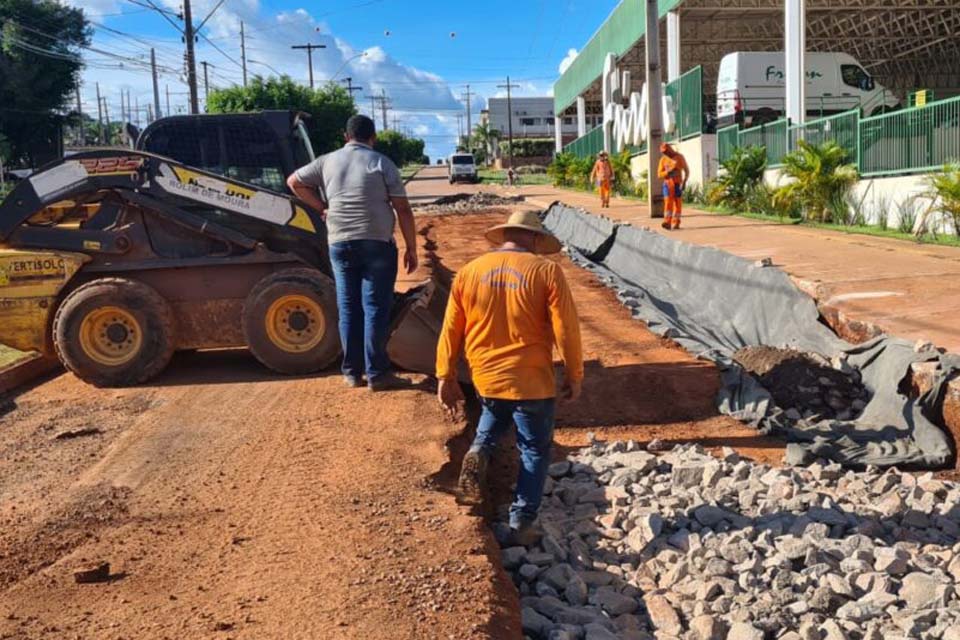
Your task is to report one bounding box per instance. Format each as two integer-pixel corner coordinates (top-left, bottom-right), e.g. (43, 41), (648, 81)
(716, 52), (901, 128)
(448, 153), (478, 184)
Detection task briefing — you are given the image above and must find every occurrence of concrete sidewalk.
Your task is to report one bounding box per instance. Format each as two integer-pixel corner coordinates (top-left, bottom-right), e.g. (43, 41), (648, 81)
(501, 182), (960, 353)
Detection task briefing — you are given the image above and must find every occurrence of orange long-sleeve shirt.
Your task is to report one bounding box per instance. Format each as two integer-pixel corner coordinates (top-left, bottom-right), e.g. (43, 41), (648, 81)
(435, 249), (584, 400)
(658, 153), (689, 181)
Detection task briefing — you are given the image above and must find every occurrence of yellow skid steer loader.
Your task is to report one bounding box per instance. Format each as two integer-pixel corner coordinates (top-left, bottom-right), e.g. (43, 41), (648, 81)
(0, 149), (442, 387)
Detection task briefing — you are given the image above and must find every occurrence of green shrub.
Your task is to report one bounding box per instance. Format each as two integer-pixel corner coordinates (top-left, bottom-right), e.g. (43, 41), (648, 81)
(926, 163), (960, 236)
(774, 140), (858, 223)
(499, 138), (555, 158)
(743, 184), (779, 218)
(516, 165), (546, 175)
(709, 145), (767, 208)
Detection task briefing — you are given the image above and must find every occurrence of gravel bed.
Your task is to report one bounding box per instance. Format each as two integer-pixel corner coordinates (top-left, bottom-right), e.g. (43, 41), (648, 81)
(496, 440), (960, 640)
(418, 192), (525, 213)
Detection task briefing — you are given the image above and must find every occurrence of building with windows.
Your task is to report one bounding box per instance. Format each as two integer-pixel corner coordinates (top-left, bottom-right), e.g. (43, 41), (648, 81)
(484, 97), (583, 146)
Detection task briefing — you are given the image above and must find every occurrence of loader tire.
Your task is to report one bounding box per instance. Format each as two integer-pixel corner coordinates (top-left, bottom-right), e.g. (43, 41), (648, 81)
(242, 268), (340, 375)
(53, 278), (175, 387)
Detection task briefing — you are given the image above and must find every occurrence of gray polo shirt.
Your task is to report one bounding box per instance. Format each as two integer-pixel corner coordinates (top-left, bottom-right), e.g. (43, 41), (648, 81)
(294, 141), (407, 244)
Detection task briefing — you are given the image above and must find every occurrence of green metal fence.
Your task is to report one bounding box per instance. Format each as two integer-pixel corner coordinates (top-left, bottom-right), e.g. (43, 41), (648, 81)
(718, 94), (960, 177)
(717, 125), (739, 166)
(789, 110), (860, 165)
(859, 95), (960, 177)
(737, 118), (789, 167)
(563, 125), (604, 158)
(665, 66), (704, 143)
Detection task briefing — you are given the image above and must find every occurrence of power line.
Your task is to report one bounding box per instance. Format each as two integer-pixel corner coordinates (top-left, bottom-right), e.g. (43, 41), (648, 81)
(291, 43), (327, 89)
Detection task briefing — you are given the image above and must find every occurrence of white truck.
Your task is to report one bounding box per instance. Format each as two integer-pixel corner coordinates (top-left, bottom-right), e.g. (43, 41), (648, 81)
(448, 152), (478, 183)
(716, 52), (900, 128)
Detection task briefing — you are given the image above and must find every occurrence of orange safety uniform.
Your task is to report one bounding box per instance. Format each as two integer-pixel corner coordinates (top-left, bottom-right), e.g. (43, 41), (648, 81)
(657, 150), (689, 229)
(435, 250), (584, 400)
(590, 157), (614, 208)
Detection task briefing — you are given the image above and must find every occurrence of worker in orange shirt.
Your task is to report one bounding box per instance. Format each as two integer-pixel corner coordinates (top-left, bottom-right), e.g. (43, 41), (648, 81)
(436, 210), (584, 545)
(590, 151), (614, 208)
(657, 143), (689, 230)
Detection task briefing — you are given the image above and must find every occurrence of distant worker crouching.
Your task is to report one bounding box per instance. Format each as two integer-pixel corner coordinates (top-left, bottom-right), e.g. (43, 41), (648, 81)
(657, 143), (689, 230)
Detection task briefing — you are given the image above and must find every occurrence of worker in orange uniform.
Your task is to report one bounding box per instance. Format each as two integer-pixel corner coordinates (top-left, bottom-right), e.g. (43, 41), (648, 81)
(657, 143), (689, 230)
(435, 210), (583, 545)
(590, 151), (614, 208)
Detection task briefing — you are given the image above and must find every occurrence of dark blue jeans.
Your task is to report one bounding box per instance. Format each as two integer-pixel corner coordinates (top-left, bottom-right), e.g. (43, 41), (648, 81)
(328, 240), (398, 381)
(471, 397), (556, 528)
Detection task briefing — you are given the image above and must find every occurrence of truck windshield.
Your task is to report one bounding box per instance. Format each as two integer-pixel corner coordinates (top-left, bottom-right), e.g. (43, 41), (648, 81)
(452, 156), (474, 165)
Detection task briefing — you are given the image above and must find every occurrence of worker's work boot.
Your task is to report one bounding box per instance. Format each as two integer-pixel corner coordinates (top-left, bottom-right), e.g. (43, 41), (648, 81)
(367, 373), (411, 392)
(458, 449), (488, 505)
(661, 217), (672, 230)
(343, 374), (363, 388)
(508, 520), (543, 547)
(671, 217), (681, 230)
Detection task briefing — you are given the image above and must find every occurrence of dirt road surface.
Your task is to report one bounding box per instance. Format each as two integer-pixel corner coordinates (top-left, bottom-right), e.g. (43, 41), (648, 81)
(0, 166), (783, 639)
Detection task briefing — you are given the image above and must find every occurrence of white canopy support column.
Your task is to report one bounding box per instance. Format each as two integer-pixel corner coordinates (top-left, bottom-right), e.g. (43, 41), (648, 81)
(784, 0), (806, 125)
(576, 96), (587, 137)
(554, 116), (563, 153)
(667, 11), (681, 83)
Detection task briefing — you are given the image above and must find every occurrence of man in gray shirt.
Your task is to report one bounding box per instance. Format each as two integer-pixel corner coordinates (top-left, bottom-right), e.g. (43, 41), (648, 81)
(287, 115), (418, 391)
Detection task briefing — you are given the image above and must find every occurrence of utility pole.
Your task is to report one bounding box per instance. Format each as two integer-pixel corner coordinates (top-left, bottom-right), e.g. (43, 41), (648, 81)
(201, 61), (211, 102)
(183, 0), (200, 114)
(456, 113), (463, 142)
(96, 82), (104, 144)
(461, 84), (475, 142)
(135, 95), (140, 128)
(645, 0), (665, 218)
(75, 82), (83, 145)
(151, 48), (162, 119)
(102, 97), (111, 144)
(119, 88), (126, 124)
(497, 76), (520, 168)
(240, 21), (248, 86)
(369, 96), (377, 120)
(341, 77), (362, 102)
(165, 84), (171, 119)
(380, 88), (388, 131)
(291, 43), (327, 89)
(148, 104), (154, 123)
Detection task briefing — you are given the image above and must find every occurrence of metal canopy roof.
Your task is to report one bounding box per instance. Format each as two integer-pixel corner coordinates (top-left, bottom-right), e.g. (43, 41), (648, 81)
(556, 0), (960, 116)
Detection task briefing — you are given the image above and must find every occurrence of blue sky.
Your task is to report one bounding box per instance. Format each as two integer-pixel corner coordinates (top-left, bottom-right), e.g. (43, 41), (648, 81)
(67, 0), (619, 161)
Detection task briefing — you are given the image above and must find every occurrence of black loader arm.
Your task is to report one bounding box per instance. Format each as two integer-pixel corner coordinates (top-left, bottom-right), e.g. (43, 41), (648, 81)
(0, 149), (330, 271)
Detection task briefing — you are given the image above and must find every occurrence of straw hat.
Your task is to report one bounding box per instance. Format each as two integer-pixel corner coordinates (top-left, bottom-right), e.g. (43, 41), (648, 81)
(485, 210), (562, 255)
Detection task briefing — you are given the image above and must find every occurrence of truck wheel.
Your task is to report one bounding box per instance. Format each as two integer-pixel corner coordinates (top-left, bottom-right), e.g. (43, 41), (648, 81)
(242, 268), (340, 375)
(53, 278), (175, 387)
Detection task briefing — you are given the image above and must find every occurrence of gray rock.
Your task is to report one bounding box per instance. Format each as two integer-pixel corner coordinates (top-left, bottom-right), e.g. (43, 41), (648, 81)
(522, 606), (552, 636)
(725, 622), (763, 640)
(595, 587), (638, 616)
(694, 505), (729, 527)
(548, 460), (572, 478)
(874, 546), (911, 575)
(643, 594), (681, 634)
(900, 571), (951, 610)
(565, 575), (589, 607)
(583, 623), (619, 640)
(626, 513), (663, 551)
(689, 614), (725, 640)
(672, 462), (706, 488)
(502, 546), (526, 569)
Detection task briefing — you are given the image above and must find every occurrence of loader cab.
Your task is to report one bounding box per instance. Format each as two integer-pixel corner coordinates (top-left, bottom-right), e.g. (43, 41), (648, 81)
(136, 111), (315, 194)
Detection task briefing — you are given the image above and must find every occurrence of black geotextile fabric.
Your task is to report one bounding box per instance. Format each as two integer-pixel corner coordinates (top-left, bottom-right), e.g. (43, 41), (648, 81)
(542, 202), (956, 469)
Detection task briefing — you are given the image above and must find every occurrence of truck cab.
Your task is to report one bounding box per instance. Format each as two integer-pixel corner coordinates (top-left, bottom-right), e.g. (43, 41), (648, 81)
(136, 111), (315, 194)
(448, 153), (478, 184)
(716, 52), (901, 128)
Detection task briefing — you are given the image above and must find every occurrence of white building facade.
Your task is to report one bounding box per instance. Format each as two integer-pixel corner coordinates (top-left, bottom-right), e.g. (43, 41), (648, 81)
(486, 97), (585, 143)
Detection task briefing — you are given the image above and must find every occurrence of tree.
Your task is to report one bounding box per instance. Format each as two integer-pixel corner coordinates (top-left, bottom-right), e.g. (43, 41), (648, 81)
(775, 140), (858, 223)
(0, 0), (90, 166)
(470, 121), (499, 164)
(374, 129), (426, 167)
(206, 76), (357, 155)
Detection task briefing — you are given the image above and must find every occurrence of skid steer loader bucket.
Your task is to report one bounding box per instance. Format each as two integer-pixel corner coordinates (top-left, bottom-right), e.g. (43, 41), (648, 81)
(388, 279), (468, 381)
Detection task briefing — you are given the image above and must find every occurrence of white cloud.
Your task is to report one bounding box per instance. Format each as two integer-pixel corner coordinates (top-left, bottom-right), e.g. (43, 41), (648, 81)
(559, 48), (578, 74)
(68, 0), (467, 161)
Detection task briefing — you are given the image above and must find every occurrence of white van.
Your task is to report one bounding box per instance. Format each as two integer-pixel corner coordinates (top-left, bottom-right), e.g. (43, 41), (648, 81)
(716, 52), (900, 128)
(448, 152), (478, 184)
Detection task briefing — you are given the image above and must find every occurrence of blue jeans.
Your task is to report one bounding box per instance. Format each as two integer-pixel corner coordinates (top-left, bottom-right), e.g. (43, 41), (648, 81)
(328, 240), (398, 381)
(471, 397), (556, 528)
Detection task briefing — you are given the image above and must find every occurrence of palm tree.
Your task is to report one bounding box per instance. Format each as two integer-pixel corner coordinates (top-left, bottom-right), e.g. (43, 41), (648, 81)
(471, 122), (500, 165)
(775, 140), (858, 223)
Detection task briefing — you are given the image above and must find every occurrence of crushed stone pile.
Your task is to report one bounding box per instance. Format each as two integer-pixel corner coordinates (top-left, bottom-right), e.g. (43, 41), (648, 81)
(497, 441), (960, 640)
(733, 346), (870, 423)
(419, 192), (524, 213)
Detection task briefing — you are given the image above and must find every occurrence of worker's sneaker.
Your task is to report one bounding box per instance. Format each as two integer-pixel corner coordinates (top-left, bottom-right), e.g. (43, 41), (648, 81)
(458, 449), (488, 504)
(343, 374), (363, 388)
(367, 373), (411, 392)
(671, 218), (681, 230)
